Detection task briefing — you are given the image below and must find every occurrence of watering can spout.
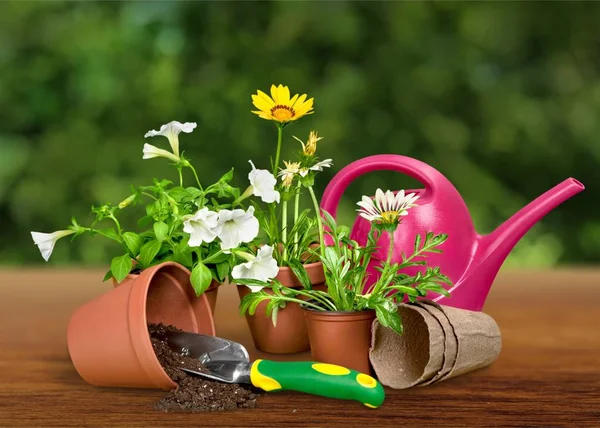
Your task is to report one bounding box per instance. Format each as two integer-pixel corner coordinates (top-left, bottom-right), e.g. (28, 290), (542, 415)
(450, 178), (585, 310)
(481, 177), (584, 262)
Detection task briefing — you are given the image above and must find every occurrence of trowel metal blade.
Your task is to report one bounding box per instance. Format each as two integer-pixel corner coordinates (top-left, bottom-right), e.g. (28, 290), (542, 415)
(163, 330), (250, 364)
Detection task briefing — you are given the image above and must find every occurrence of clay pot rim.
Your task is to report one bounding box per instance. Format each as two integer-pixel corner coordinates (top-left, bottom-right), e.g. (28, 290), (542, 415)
(301, 306), (375, 316)
(278, 260), (323, 270)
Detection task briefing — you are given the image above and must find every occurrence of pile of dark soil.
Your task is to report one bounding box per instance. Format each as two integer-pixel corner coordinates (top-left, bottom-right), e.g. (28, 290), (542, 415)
(148, 323), (259, 412)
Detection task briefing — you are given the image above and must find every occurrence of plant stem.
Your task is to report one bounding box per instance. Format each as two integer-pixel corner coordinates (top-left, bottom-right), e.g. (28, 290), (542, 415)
(188, 164), (204, 192)
(281, 200), (288, 261)
(177, 167), (183, 187)
(292, 289), (337, 311)
(308, 186), (325, 257)
(273, 125), (283, 175)
(107, 214), (123, 239)
(275, 296), (326, 312)
(368, 229), (395, 295)
(293, 183), (301, 255)
(203, 250), (224, 264)
(142, 192), (157, 201)
(83, 227), (121, 244)
(386, 230), (395, 266)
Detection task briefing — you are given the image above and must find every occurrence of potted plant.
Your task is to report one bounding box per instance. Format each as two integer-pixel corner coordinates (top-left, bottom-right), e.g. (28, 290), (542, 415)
(238, 188), (453, 373)
(231, 84), (334, 354)
(31, 121), (282, 388)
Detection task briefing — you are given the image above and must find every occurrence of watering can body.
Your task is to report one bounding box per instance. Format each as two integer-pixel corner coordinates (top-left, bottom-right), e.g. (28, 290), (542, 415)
(320, 155), (584, 311)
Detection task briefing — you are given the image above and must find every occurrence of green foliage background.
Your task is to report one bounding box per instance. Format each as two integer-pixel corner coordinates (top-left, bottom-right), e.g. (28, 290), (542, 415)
(0, 1), (597, 267)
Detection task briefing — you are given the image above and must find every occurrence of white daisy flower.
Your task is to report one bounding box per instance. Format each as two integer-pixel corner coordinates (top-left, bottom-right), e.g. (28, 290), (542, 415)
(232, 245), (279, 291)
(357, 189), (419, 225)
(217, 206), (260, 250)
(183, 207), (220, 247)
(308, 159), (333, 172)
(31, 230), (75, 261)
(248, 161), (280, 203)
(144, 121), (197, 157)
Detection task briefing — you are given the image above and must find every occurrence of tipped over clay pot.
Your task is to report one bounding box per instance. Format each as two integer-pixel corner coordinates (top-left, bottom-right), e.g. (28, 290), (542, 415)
(68, 262), (215, 390)
(238, 261), (325, 354)
(204, 280), (220, 315)
(304, 309), (376, 375)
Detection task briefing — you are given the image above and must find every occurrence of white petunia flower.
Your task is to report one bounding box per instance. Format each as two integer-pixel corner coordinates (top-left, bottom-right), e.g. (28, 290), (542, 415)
(31, 230), (75, 261)
(248, 161), (280, 203)
(142, 143), (181, 163)
(217, 206), (260, 250)
(183, 207), (220, 247)
(144, 121), (197, 157)
(357, 189), (419, 225)
(232, 245), (279, 291)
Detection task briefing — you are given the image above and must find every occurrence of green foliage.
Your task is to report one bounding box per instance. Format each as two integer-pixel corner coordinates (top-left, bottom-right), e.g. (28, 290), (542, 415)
(238, 213), (452, 334)
(1, 2), (596, 266)
(190, 262), (213, 297)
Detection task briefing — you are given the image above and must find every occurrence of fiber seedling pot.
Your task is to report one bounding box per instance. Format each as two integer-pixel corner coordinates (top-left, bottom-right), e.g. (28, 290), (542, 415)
(68, 262), (216, 390)
(238, 261), (325, 354)
(303, 308), (376, 375)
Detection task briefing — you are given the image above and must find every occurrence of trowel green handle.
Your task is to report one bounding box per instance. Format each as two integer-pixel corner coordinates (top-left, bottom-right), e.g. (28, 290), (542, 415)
(250, 360), (385, 408)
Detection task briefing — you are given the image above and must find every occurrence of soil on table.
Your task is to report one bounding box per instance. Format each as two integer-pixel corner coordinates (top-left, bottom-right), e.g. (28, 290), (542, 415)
(148, 323), (259, 412)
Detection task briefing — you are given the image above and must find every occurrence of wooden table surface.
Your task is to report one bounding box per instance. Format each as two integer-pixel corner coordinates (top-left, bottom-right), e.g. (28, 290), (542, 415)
(0, 268), (599, 427)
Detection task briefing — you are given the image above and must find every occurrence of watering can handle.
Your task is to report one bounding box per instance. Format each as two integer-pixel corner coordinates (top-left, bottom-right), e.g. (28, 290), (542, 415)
(321, 154), (451, 220)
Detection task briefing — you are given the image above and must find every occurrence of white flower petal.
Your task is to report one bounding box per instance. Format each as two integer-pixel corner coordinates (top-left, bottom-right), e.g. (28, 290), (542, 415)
(31, 230), (75, 261)
(231, 245), (279, 285)
(217, 206), (259, 250)
(248, 160), (281, 204)
(375, 189), (386, 212)
(183, 208), (220, 247)
(142, 143), (180, 163)
(144, 121), (197, 157)
(309, 159), (333, 172)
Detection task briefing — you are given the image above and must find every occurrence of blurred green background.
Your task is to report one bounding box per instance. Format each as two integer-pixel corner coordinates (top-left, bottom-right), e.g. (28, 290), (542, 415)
(0, 1), (597, 267)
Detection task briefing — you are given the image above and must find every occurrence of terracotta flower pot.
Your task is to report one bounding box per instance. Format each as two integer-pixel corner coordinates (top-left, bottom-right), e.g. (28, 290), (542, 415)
(304, 309), (376, 375)
(113, 269), (220, 316)
(204, 280), (220, 315)
(238, 261), (325, 354)
(67, 262), (215, 390)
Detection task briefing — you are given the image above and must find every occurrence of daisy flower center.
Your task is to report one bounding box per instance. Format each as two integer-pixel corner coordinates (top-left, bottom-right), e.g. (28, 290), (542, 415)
(380, 210), (400, 224)
(271, 105), (295, 121)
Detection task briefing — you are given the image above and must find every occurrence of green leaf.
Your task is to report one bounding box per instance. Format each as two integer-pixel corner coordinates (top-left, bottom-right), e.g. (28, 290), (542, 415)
(190, 262), (213, 296)
(219, 168), (234, 183)
(153, 221), (169, 242)
(102, 269), (113, 282)
(137, 215), (153, 229)
(139, 240), (162, 268)
(122, 232), (142, 256)
(98, 228), (120, 241)
(185, 187), (203, 200)
(111, 254), (132, 284)
(216, 261), (230, 281)
(414, 233), (422, 253)
(287, 258), (312, 290)
(375, 305), (403, 335)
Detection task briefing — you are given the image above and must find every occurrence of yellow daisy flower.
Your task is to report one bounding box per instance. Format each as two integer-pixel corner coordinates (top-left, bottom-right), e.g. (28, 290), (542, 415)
(251, 84), (314, 124)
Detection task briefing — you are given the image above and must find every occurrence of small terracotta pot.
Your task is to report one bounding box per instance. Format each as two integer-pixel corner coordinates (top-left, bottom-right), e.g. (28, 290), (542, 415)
(304, 308), (376, 374)
(238, 261), (325, 354)
(68, 262), (215, 390)
(204, 280), (220, 315)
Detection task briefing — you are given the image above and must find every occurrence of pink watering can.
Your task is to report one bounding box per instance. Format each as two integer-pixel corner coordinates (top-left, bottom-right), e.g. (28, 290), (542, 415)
(320, 155), (584, 311)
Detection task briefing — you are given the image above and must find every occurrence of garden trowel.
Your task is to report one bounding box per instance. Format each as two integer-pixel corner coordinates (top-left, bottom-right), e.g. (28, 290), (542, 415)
(164, 330), (385, 408)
